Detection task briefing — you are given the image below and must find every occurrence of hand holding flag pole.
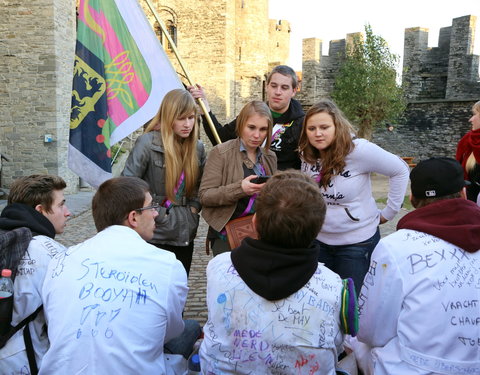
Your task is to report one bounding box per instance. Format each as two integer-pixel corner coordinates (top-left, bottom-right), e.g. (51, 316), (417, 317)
(142, 0), (222, 145)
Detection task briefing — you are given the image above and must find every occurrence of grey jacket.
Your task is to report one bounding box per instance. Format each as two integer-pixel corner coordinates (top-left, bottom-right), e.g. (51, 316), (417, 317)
(122, 131), (206, 246)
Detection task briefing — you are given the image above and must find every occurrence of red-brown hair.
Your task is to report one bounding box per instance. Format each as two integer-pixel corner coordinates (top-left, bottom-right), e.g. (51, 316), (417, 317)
(298, 99), (356, 188)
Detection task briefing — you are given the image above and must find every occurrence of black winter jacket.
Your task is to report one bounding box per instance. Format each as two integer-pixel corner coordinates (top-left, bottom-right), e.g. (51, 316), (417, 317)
(202, 98), (304, 170)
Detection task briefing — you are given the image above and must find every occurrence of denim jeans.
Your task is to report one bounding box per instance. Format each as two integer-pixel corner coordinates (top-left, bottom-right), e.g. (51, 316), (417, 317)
(315, 228), (380, 296)
(164, 319), (202, 359)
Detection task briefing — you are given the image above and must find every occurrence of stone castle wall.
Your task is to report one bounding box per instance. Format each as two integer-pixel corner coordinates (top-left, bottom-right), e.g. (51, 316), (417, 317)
(298, 15), (479, 163)
(147, 0), (238, 123)
(372, 100), (475, 162)
(1, 2), (478, 191)
(0, 0), (290, 190)
(268, 19), (291, 70)
(298, 34), (360, 104)
(0, 0), (77, 191)
(402, 15), (480, 101)
(300, 15), (479, 105)
(146, 0), (290, 125)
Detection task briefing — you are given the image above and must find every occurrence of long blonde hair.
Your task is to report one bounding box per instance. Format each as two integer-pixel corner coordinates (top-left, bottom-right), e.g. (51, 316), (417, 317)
(145, 89), (199, 202)
(298, 99), (355, 189)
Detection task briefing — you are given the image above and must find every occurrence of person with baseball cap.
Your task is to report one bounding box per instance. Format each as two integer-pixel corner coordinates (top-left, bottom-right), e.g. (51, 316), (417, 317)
(354, 157), (480, 375)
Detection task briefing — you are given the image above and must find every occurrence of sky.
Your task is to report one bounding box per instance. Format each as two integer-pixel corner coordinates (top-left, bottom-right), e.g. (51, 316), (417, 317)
(268, 0), (480, 74)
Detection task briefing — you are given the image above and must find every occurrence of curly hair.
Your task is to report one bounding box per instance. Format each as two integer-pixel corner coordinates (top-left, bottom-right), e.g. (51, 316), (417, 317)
(298, 99), (356, 189)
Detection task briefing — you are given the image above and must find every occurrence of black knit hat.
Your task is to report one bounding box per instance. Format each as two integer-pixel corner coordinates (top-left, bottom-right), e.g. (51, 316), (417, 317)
(410, 157), (469, 198)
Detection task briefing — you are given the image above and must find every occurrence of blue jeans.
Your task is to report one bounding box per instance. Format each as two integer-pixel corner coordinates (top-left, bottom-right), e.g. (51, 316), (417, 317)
(315, 228), (380, 296)
(164, 319), (202, 359)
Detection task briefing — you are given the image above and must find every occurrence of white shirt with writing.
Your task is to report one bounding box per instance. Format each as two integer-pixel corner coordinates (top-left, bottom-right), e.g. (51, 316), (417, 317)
(200, 252), (344, 374)
(301, 138), (409, 245)
(357, 229), (480, 375)
(0, 236), (66, 373)
(39, 225), (188, 374)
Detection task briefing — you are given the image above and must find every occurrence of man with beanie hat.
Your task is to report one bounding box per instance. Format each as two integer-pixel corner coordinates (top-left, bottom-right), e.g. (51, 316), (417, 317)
(355, 157), (480, 375)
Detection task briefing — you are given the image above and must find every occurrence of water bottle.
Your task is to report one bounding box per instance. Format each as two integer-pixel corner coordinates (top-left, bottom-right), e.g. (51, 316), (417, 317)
(0, 268), (14, 335)
(187, 353), (201, 374)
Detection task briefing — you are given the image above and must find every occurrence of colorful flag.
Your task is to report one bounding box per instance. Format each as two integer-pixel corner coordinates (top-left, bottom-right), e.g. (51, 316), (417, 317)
(69, 0), (182, 187)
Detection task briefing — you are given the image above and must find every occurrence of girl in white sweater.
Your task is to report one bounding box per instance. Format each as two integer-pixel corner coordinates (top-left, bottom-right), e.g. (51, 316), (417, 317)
(298, 99), (409, 295)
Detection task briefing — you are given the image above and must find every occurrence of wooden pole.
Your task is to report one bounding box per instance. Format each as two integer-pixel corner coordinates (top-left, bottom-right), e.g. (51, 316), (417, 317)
(141, 0), (222, 144)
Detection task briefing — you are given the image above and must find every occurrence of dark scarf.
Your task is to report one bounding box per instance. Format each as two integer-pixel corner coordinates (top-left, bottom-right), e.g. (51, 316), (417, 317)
(456, 128), (480, 179)
(230, 237), (319, 301)
(0, 203), (56, 238)
(397, 198), (480, 253)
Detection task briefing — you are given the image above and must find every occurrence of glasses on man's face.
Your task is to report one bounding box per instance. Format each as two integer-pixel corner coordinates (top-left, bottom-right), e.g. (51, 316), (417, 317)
(135, 203), (161, 213)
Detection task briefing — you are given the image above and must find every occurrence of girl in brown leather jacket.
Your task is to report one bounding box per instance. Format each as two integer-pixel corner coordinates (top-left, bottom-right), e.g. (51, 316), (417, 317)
(199, 101), (277, 256)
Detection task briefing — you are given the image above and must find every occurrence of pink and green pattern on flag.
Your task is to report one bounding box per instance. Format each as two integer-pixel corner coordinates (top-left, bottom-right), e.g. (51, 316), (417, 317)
(69, 0), (182, 187)
(72, 0), (152, 151)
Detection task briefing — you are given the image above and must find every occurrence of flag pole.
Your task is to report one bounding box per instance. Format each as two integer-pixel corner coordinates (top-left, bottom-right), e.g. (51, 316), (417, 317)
(141, 0), (222, 145)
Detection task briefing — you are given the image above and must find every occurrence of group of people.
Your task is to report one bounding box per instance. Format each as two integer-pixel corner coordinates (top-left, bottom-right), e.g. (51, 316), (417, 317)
(0, 175), (201, 374)
(0, 64), (479, 375)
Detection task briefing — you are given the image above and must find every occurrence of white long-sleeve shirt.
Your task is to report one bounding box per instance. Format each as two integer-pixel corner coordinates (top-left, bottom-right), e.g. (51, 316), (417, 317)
(356, 229), (480, 375)
(200, 252), (345, 374)
(302, 138), (409, 245)
(0, 236), (66, 373)
(39, 225), (188, 374)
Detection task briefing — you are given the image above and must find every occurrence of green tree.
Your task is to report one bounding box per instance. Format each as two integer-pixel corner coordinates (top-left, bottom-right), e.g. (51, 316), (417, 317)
(332, 24), (406, 140)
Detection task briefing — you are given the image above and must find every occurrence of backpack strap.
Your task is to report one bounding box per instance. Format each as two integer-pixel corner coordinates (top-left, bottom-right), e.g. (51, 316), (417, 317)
(0, 305), (43, 348)
(24, 319), (39, 375)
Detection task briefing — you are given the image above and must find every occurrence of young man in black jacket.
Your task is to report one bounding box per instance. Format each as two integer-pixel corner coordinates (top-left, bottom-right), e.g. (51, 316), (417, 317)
(189, 65), (304, 170)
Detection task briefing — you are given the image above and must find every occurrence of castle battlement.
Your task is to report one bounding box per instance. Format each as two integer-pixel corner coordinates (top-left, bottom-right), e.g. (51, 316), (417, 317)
(299, 15), (479, 106)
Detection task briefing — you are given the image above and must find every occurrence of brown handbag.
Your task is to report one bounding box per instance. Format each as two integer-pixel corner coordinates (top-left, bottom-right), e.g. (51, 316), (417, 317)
(224, 214), (257, 249)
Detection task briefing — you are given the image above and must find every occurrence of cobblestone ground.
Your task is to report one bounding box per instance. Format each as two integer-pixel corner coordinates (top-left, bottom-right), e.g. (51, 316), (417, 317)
(55, 174), (411, 327)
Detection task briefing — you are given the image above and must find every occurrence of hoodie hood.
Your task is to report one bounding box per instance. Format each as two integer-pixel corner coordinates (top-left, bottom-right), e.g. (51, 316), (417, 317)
(0, 203), (56, 238)
(230, 237), (318, 301)
(397, 198), (480, 253)
(274, 98), (305, 124)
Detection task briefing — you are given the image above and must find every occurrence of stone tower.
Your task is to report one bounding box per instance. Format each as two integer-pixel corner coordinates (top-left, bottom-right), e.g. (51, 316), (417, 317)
(146, 0), (290, 123)
(402, 15), (479, 101)
(298, 33), (360, 105)
(0, 0), (77, 190)
(446, 15), (479, 99)
(268, 19), (291, 70)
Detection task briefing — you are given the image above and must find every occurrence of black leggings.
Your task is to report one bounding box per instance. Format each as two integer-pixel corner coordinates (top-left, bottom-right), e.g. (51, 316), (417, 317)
(154, 242), (194, 276)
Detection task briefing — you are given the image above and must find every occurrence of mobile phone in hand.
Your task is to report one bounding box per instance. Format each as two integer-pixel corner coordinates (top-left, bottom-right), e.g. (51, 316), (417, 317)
(251, 175), (270, 184)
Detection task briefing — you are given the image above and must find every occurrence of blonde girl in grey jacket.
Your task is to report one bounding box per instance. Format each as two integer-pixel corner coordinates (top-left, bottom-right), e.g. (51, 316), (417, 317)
(122, 89), (206, 275)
